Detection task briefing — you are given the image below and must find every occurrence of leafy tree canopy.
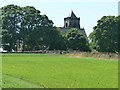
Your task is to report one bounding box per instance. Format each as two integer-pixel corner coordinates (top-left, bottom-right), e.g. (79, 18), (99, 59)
(1, 4), (67, 51)
(89, 16), (118, 53)
(66, 28), (91, 51)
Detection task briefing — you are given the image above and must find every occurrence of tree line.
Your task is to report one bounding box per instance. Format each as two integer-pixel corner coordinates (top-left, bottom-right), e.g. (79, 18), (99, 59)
(0, 4), (119, 53)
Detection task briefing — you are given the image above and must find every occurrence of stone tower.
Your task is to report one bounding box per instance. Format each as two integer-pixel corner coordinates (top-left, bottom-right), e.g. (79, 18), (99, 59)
(59, 11), (87, 39)
(64, 11), (80, 29)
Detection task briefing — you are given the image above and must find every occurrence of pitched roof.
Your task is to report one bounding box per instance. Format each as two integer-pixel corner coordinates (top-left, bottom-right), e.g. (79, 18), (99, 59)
(71, 11), (77, 19)
(64, 11), (79, 20)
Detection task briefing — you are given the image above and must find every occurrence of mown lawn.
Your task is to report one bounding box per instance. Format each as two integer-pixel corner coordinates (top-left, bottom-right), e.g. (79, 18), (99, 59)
(2, 54), (118, 88)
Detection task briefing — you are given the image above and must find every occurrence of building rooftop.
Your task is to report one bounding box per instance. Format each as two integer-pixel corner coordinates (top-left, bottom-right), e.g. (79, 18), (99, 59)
(64, 11), (80, 20)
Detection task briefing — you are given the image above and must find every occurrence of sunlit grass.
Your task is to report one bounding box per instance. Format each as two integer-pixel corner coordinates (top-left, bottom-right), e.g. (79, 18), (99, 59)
(2, 54), (118, 88)
(0, 53), (2, 89)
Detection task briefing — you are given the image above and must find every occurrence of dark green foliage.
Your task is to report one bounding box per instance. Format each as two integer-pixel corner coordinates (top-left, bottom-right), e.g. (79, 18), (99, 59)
(89, 16), (118, 53)
(2, 5), (119, 52)
(2, 5), (22, 51)
(1, 4), (67, 51)
(117, 16), (120, 52)
(48, 28), (67, 50)
(66, 28), (90, 51)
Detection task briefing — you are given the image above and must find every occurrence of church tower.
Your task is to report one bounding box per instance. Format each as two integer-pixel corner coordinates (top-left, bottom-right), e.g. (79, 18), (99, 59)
(64, 11), (80, 29)
(59, 11), (87, 39)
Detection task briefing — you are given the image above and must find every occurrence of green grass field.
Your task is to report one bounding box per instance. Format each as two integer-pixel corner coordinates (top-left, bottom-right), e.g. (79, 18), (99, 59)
(0, 54), (2, 89)
(2, 54), (118, 88)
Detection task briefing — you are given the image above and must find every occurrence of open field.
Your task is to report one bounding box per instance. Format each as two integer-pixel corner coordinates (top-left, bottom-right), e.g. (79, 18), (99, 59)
(0, 54), (2, 89)
(2, 54), (118, 88)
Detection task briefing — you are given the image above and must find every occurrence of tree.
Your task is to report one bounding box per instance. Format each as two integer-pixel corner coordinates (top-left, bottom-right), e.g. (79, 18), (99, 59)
(89, 16), (118, 52)
(1, 4), (66, 51)
(0, 8), (2, 48)
(19, 6), (43, 50)
(48, 27), (67, 50)
(2, 4), (22, 51)
(1, 5), (48, 51)
(66, 28), (90, 51)
(117, 16), (120, 52)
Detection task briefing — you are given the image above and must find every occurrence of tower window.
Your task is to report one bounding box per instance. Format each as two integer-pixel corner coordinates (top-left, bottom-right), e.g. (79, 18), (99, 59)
(66, 23), (68, 28)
